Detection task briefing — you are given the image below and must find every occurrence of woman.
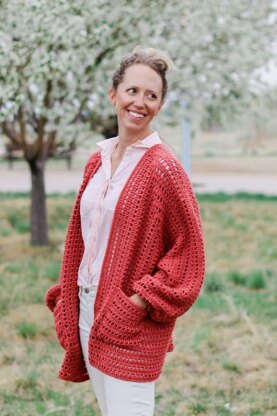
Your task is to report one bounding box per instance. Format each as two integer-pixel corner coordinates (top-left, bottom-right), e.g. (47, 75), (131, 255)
(45, 46), (205, 416)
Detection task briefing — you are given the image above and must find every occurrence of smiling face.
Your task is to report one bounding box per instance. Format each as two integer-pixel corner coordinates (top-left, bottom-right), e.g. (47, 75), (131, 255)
(109, 64), (163, 137)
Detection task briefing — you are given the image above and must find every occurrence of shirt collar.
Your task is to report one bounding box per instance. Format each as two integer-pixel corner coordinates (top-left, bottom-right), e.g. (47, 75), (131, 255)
(96, 131), (161, 155)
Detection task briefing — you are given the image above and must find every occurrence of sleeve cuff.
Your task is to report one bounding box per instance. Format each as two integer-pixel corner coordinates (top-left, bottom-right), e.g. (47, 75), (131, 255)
(45, 284), (61, 312)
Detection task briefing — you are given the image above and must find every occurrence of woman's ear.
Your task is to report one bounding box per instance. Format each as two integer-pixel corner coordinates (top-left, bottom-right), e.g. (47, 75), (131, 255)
(108, 87), (116, 107)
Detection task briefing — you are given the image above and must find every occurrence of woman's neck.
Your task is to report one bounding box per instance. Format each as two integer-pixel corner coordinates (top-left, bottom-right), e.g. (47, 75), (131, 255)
(115, 126), (153, 157)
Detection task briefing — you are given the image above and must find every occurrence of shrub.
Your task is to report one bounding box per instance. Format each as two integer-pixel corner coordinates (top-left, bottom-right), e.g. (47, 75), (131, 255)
(16, 321), (38, 339)
(247, 270), (266, 290)
(222, 360), (241, 373)
(8, 213), (29, 234)
(204, 273), (225, 293)
(227, 271), (247, 286)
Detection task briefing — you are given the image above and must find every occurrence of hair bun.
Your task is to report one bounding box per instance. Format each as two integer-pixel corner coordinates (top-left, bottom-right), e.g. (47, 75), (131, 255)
(132, 45), (177, 72)
(112, 45), (175, 102)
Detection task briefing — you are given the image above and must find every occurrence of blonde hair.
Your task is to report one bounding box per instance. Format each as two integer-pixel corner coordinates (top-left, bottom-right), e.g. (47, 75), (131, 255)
(111, 45), (176, 102)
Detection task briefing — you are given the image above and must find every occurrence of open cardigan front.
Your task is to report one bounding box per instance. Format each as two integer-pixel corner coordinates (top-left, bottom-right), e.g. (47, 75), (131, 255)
(45, 143), (205, 382)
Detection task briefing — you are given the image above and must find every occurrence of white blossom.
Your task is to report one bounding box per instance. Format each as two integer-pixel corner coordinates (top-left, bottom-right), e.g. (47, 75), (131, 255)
(0, 0), (276, 139)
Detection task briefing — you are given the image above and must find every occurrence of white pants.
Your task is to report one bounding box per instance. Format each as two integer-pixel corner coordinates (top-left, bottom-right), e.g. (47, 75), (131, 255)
(78, 285), (155, 416)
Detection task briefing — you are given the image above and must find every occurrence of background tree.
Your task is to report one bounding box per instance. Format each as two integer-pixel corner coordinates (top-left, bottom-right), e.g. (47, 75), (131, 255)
(0, 0), (170, 245)
(0, 0), (276, 245)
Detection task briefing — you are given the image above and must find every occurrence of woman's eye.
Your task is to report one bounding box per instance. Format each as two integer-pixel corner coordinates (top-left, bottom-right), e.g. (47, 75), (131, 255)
(127, 89), (157, 99)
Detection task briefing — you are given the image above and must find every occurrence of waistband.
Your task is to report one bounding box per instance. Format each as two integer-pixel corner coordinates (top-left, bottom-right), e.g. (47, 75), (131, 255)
(79, 285), (98, 295)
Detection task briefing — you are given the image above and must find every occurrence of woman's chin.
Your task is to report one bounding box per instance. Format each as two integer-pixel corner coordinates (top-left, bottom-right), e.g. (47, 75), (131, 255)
(120, 120), (151, 133)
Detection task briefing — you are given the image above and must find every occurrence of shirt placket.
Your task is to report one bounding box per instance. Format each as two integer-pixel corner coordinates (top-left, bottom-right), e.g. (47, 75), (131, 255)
(87, 145), (116, 283)
(87, 178), (111, 281)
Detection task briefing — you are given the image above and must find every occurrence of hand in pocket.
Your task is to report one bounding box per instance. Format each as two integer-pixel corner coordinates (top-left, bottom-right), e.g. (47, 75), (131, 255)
(96, 289), (147, 350)
(128, 293), (147, 309)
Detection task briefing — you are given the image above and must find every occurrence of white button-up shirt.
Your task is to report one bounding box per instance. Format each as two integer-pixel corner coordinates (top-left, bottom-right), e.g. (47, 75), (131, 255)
(77, 130), (162, 287)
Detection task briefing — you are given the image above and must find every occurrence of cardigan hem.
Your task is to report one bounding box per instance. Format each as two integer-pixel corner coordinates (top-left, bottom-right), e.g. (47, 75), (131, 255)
(58, 371), (90, 383)
(88, 356), (162, 383)
(87, 339), (166, 382)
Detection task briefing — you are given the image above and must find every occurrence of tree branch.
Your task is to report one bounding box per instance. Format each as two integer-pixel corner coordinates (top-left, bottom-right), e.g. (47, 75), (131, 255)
(70, 97), (87, 124)
(18, 105), (27, 143)
(37, 79), (53, 147)
(1, 121), (21, 147)
(43, 130), (57, 159)
(94, 44), (116, 67)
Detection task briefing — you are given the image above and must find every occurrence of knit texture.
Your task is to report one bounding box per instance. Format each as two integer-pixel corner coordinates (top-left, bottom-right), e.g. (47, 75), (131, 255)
(45, 143), (205, 382)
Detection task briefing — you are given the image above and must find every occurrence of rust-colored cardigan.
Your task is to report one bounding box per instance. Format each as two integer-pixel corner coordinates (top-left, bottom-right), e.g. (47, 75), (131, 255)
(45, 143), (205, 382)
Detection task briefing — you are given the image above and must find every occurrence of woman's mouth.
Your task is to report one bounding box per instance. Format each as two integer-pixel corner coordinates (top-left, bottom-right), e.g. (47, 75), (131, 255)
(127, 110), (146, 121)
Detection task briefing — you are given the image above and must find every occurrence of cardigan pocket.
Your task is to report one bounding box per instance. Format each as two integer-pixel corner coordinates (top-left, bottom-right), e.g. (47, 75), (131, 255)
(96, 288), (147, 350)
(53, 301), (67, 350)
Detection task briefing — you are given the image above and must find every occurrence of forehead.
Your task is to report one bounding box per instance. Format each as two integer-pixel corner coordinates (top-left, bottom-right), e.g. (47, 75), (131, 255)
(120, 64), (163, 92)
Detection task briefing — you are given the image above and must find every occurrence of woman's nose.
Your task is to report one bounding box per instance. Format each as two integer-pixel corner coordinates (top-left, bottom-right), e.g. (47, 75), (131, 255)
(133, 95), (145, 107)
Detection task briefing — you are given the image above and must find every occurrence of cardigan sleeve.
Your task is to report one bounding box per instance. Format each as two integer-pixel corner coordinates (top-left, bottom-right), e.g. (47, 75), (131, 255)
(133, 158), (205, 324)
(45, 284), (61, 312)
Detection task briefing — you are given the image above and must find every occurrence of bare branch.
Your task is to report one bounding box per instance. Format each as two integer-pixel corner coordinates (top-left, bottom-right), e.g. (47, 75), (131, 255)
(94, 44), (117, 67)
(45, 130), (57, 157)
(18, 105), (27, 144)
(70, 97), (87, 124)
(37, 79), (53, 149)
(1, 121), (21, 147)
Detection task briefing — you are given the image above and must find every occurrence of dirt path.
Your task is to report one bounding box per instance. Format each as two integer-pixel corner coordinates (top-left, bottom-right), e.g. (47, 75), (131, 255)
(193, 173), (276, 195)
(0, 166), (276, 196)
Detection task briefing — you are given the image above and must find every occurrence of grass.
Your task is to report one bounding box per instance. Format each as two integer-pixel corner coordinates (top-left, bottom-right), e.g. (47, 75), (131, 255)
(222, 360), (242, 374)
(16, 321), (38, 339)
(204, 272), (225, 293)
(227, 271), (247, 286)
(43, 260), (61, 281)
(227, 269), (269, 290)
(0, 192), (276, 415)
(8, 212), (30, 233)
(246, 270), (266, 289)
(196, 192), (277, 203)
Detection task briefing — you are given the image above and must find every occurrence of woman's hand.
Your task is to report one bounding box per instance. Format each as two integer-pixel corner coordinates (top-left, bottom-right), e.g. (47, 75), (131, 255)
(129, 293), (147, 309)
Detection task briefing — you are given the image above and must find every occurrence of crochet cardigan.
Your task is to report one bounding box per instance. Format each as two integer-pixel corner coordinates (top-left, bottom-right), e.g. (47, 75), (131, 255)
(45, 143), (205, 383)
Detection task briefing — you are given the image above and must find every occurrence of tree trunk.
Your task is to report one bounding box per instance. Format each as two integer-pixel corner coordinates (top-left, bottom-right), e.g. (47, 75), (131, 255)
(100, 116), (118, 139)
(28, 160), (48, 245)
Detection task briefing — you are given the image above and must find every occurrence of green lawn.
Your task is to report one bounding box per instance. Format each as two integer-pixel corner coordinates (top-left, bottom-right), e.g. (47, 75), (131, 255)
(0, 192), (276, 415)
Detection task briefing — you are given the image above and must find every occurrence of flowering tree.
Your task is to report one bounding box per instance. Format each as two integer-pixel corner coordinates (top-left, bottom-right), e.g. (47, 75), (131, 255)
(0, 0), (169, 245)
(0, 0), (276, 245)
(161, 1), (277, 125)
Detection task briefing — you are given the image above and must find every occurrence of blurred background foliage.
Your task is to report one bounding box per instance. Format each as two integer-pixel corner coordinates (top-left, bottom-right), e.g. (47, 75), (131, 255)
(0, 1), (277, 414)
